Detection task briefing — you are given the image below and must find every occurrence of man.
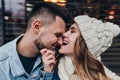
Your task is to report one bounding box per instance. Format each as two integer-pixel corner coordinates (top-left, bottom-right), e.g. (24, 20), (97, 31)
(0, 2), (74, 80)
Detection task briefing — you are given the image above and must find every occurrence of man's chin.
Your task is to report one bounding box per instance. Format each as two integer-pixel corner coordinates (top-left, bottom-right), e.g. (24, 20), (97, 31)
(49, 46), (56, 50)
(42, 46), (54, 50)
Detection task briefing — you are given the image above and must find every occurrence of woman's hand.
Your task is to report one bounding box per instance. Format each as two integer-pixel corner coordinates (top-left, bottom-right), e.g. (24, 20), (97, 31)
(40, 48), (56, 72)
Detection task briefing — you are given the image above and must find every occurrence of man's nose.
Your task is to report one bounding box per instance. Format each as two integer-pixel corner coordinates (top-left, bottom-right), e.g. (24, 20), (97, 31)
(58, 37), (63, 45)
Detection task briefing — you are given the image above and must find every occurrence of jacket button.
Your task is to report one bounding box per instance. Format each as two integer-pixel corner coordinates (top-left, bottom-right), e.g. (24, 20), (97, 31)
(24, 75), (28, 78)
(40, 73), (43, 78)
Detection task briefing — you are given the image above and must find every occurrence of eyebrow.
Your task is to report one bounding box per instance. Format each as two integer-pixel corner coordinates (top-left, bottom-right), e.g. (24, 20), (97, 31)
(70, 26), (76, 30)
(55, 32), (62, 37)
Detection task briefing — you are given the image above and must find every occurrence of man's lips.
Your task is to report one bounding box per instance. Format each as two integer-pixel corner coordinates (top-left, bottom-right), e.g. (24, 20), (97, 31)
(52, 44), (60, 49)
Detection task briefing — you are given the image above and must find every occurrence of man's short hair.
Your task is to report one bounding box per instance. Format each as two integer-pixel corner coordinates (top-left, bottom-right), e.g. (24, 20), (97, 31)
(26, 2), (74, 30)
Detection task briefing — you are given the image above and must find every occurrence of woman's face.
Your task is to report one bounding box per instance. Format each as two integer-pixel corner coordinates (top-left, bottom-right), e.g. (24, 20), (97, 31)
(59, 23), (80, 56)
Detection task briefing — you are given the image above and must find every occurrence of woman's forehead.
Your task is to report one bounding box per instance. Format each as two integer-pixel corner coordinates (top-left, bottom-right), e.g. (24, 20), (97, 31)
(70, 23), (79, 29)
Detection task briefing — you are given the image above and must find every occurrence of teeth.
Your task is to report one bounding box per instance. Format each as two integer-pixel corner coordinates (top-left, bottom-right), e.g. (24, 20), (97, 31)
(63, 42), (67, 45)
(63, 40), (68, 45)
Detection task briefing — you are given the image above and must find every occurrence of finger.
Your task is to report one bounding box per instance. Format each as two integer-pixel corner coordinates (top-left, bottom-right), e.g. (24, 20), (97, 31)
(42, 50), (55, 58)
(42, 54), (56, 64)
(40, 48), (48, 55)
(45, 50), (55, 57)
(45, 54), (55, 61)
(48, 59), (56, 65)
(42, 53), (55, 62)
(43, 59), (56, 66)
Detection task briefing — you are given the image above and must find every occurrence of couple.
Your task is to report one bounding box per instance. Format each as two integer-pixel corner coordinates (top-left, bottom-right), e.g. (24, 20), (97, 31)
(41, 15), (120, 80)
(0, 2), (120, 80)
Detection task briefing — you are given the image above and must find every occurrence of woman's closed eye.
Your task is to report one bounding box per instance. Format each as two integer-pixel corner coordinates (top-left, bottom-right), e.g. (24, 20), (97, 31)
(70, 26), (77, 33)
(71, 30), (76, 33)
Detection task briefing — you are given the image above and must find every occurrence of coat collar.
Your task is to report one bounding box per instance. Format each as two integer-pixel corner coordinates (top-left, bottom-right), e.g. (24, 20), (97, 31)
(9, 34), (26, 77)
(8, 34), (42, 77)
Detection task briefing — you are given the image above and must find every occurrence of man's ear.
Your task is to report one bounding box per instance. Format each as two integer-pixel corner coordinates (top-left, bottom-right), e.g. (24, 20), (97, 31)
(32, 20), (42, 34)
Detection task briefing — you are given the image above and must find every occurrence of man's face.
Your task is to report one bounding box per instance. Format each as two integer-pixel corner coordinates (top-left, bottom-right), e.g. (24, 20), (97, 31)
(34, 16), (66, 50)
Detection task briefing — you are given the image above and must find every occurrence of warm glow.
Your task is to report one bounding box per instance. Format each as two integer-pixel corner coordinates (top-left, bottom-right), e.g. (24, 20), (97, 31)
(109, 11), (115, 15)
(51, 0), (59, 3)
(58, 0), (67, 3)
(44, 0), (67, 2)
(44, 0), (67, 6)
(109, 15), (114, 19)
(44, 0), (50, 2)
(44, 0), (59, 3)
(58, 3), (66, 6)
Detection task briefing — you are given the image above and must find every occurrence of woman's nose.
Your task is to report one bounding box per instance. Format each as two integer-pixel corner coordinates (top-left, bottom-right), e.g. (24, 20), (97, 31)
(63, 31), (69, 37)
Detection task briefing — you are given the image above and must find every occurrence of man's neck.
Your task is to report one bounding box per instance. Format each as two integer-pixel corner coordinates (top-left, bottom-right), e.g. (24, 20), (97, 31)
(17, 36), (39, 57)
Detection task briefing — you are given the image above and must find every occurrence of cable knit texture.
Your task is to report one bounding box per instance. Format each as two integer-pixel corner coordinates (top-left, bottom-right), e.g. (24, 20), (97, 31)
(58, 56), (80, 80)
(74, 15), (120, 57)
(74, 15), (120, 80)
(58, 56), (120, 80)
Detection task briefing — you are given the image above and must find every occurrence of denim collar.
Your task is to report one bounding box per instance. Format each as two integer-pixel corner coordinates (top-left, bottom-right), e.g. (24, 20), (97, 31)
(8, 34), (42, 77)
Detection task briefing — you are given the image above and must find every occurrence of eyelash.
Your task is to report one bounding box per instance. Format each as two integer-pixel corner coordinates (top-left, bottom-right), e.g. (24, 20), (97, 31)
(55, 33), (62, 37)
(71, 30), (75, 33)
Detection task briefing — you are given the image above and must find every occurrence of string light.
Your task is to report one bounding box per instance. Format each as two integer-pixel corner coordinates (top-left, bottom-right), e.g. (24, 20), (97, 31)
(44, 0), (67, 6)
(109, 10), (115, 15)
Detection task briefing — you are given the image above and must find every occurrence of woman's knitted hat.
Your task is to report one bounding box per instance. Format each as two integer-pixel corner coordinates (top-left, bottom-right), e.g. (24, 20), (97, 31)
(74, 15), (120, 57)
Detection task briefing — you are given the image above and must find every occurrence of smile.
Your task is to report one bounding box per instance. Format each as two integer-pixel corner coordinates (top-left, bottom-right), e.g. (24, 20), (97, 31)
(62, 40), (68, 45)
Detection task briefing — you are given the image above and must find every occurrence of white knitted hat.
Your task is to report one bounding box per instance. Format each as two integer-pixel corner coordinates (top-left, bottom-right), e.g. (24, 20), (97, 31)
(74, 15), (120, 57)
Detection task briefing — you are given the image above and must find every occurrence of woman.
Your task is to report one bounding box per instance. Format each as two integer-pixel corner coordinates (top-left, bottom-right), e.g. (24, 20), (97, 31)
(58, 15), (120, 80)
(41, 15), (120, 80)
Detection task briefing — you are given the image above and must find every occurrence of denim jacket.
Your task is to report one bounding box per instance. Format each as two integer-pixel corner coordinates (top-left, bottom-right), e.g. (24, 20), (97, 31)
(0, 35), (60, 80)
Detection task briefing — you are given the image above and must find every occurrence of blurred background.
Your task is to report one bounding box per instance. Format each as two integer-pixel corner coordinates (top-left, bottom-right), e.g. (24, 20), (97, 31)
(0, 0), (120, 75)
